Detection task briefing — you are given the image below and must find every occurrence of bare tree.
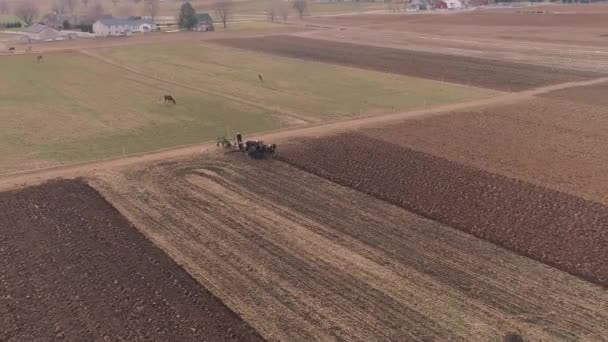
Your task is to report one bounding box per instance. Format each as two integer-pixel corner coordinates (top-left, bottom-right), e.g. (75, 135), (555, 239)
(266, 6), (276, 22)
(64, 0), (78, 16)
(292, 0), (307, 19)
(82, 0), (90, 7)
(0, 0), (9, 15)
(52, 0), (66, 14)
(144, 0), (160, 19)
(279, 2), (289, 21)
(279, 1), (289, 21)
(214, 0), (233, 29)
(15, 0), (39, 26)
(86, 2), (104, 22)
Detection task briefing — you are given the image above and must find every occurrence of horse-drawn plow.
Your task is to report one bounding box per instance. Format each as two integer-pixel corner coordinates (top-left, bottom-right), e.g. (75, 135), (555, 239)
(217, 133), (276, 159)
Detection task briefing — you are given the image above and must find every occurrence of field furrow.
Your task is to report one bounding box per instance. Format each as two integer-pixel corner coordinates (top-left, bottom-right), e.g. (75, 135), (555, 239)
(278, 133), (608, 287)
(93, 155), (608, 341)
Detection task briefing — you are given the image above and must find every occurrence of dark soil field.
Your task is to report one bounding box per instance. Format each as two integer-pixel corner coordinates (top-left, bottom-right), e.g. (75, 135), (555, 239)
(216, 36), (598, 91)
(278, 133), (608, 287)
(93, 154), (608, 341)
(0, 180), (262, 342)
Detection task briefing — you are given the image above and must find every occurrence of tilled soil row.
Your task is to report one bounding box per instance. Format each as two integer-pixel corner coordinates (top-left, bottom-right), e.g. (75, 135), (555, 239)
(215, 35), (598, 91)
(0, 179), (263, 342)
(278, 133), (608, 287)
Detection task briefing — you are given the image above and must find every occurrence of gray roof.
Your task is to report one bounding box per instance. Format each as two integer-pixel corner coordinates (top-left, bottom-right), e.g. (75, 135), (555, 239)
(25, 23), (56, 34)
(96, 18), (155, 26)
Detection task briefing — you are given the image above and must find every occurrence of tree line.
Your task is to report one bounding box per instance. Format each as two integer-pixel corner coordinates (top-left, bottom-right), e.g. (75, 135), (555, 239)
(3, 0), (313, 30)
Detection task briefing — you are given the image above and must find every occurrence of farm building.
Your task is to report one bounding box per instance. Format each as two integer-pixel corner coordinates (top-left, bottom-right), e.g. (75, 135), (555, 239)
(408, 0), (429, 11)
(92, 18), (156, 37)
(24, 24), (61, 41)
(443, 0), (463, 8)
(436, 0), (464, 8)
(195, 13), (214, 31)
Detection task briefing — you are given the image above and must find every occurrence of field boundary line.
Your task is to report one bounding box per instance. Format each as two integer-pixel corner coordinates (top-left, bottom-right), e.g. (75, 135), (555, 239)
(78, 49), (321, 124)
(2, 75), (607, 191)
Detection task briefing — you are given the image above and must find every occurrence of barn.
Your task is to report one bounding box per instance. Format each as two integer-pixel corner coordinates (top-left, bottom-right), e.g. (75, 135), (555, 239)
(24, 24), (61, 41)
(92, 18), (156, 37)
(195, 13), (214, 32)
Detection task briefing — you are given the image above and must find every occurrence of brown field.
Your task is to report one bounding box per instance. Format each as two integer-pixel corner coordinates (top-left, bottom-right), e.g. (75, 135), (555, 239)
(540, 80), (608, 107)
(279, 133), (608, 287)
(0, 179), (261, 342)
(360, 96), (608, 204)
(92, 154), (608, 341)
(216, 35), (599, 91)
(305, 6), (608, 46)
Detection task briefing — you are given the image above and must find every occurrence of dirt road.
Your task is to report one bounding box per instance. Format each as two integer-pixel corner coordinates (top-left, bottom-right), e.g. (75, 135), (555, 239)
(2, 75), (608, 191)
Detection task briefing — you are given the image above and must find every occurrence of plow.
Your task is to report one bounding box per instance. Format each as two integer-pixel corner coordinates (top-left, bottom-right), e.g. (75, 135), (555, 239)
(217, 133), (276, 159)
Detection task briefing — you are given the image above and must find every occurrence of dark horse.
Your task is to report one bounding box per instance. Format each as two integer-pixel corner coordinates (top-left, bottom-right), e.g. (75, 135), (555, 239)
(163, 95), (176, 105)
(8, 47), (15, 53)
(37, 55), (44, 63)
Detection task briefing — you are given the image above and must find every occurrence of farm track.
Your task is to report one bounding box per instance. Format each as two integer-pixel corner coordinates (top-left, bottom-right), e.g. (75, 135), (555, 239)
(92, 155), (608, 342)
(0, 179), (262, 342)
(278, 133), (608, 287)
(3, 73), (608, 191)
(215, 35), (601, 91)
(78, 49), (320, 124)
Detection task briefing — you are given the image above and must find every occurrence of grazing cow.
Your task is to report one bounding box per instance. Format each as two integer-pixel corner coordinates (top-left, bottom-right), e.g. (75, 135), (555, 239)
(8, 47), (15, 53)
(37, 55), (44, 63)
(258, 73), (264, 82)
(163, 95), (176, 105)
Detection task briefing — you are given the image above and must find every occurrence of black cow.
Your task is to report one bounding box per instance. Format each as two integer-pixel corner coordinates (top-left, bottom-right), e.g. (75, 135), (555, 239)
(163, 95), (176, 105)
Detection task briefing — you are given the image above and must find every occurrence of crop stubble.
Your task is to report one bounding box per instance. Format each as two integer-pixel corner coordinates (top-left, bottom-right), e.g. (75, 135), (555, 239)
(278, 133), (608, 287)
(216, 35), (597, 91)
(0, 180), (262, 342)
(93, 154), (608, 341)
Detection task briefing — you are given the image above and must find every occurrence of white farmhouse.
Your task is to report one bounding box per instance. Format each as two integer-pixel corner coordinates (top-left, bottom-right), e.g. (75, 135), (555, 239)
(444, 0), (463, 9)
(92, 18), (156, 37)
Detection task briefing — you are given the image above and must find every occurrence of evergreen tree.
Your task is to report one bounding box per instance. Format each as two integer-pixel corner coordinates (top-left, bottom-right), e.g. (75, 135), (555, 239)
(178, 2), (198, 30)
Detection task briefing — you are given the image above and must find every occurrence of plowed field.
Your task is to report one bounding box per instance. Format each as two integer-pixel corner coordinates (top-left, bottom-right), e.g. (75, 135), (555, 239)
(278, 133), (608, 287)
(93, 154), (608, 341)
(216, 36), (598, 91)
(361, 97), (608, 204)
(0, 180), (262, 342)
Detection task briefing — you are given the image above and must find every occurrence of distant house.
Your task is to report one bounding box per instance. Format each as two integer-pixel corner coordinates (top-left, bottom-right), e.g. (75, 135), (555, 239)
(92, 18), (157, 37)
(195, 13), (214, 32)
(408, 0), (428, 11)
(443, 0), (463, 8)
(25, 24), (61, 41)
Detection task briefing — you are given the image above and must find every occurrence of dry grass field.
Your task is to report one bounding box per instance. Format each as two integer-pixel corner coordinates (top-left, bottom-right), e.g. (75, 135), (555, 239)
(0, 41), (491, 174)
(0, 51), (278, 174)
(93, 154), (608, 341)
